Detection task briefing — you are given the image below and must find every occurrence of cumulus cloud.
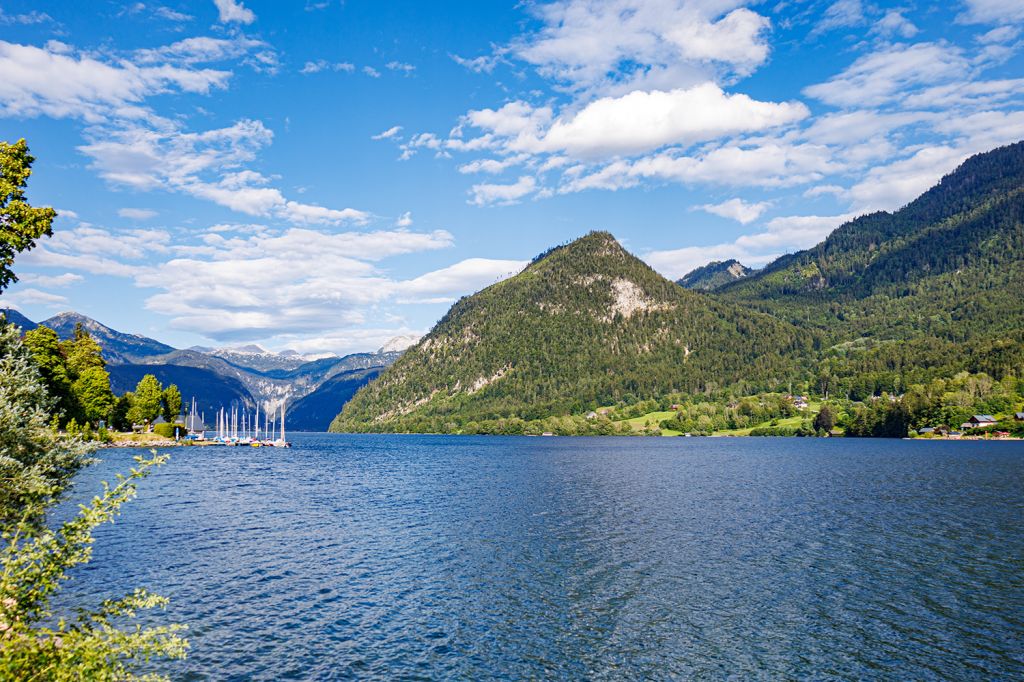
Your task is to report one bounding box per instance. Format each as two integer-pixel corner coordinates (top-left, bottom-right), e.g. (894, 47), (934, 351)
(699, 198), (770, 224)
(213, 0), (255, 24)
(395, 211), (413, 227)
(515, 0), (772, 93)
(534, 84), (808, 158)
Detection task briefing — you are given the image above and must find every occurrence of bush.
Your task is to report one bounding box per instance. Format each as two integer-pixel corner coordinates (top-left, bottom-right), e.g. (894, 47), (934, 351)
(152, 423), (184, 439)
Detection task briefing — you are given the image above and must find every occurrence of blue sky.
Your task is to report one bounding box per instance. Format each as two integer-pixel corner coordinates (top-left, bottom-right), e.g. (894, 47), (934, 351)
(1, 0), (1022, 354)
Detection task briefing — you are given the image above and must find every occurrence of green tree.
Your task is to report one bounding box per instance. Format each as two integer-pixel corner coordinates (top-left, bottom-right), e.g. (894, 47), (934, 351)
(0, 139), (56, 292)
(110, 393), (132, 432)
(22, 325), (76, 420)
(74, 366), (115, 426)
(129, 375), (163, 426)
(0, 323), (91, 528)
(161, 384), (182, 424)
(63, 322), (105, 375)
(813, 404), (836, 433)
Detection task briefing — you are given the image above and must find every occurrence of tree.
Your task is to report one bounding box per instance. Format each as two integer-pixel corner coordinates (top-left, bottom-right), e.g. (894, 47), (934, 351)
(22, 325), (76, 420)
(161, 384), (182, 424)
(0, 139), (56, 292)
(813, 404), (836, 433)
(63, 322), (105, 375)
(110, 393), (132, 432)
(74, 366), (115, 426)
(129, 374), (163, 426)
(0, 323), (91, 528)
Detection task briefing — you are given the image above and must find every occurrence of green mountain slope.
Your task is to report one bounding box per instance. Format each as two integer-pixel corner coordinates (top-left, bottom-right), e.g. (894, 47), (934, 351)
(331, 232), (811, 433)
(676, 259), (751, 291)
(715, 141), (1024, 390)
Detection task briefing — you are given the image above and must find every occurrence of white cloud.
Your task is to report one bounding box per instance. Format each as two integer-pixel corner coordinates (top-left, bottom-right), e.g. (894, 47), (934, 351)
(372, 125), (403, 140)
(154, 6), (193, 22)
(385, 61), (415, 73)
(1, 288), (68, 308)
(469, 176), (537, 206)
(644, 212), (854, 279)
(300, 60), (355, 74)
(847, 146), (967, 212)
(515, 0), (772, 94)
(136, 36), (265, 65)
(213, 0), (255, 24)
(458, 154), (530, 174)
(699, 198), (770, 224)
(79, 119), (370, 225)
(395, 211), (413, 227)
(804, 43), (971, 108)
(872, 9), (919, 38)
(118, 208), (158, 220)
(16, 273), (84, 288)
(959, 0), (1024, 24)
(812, 0), (865, 35)
(534, 83), (808, 158)
(363, 66), (381, 78)
(395, 258), (528, 303)
(0, 40), (230, 122)
(450, 53), (500, 73)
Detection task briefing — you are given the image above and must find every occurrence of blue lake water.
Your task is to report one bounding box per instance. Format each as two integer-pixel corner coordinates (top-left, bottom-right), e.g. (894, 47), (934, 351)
(53, 435), (1024, 680)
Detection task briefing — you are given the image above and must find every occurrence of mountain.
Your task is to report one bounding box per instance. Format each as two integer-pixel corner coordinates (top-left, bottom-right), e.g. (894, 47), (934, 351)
(1, 308), (37, 331)
(378, 334), (421, 353)
(287, 367), (385, 431)
(717, 140), (1024, 385)
(677, 259), (751, 291)
(108, 364), (255, 417)
(42, 312), (175, 363)
(207, 345), (331, 373)
(331, 231), (809, 433)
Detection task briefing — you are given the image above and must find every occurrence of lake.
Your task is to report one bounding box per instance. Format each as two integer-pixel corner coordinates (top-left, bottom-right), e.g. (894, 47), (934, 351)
(53, 435), (1024, 680)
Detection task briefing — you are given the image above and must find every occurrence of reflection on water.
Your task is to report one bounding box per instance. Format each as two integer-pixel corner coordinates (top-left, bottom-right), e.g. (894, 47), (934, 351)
(54, 435), (1024, 680)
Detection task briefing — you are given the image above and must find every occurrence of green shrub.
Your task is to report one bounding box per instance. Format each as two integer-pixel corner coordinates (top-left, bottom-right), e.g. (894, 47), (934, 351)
(152, 423), (183, 439)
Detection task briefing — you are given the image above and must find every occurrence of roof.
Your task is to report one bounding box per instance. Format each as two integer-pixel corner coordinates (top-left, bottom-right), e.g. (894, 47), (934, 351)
(1015, 413), (1024, 419)
(971, 415), (997, 422)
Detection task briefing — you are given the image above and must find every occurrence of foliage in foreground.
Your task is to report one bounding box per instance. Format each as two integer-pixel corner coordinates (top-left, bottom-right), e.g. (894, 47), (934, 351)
(0, 454), (187, 681)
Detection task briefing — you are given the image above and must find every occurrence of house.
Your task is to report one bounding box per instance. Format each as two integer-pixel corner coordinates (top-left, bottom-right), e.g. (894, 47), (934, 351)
(966, 415), (998, 428)
(585, 411), (598, 420)
(1015, 412), (1024, 421)
(917, 427), (935, 435)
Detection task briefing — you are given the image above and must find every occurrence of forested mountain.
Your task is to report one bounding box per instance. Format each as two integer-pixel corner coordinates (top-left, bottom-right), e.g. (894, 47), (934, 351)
(717, 140), (1024, 394)
(332, 231), (811, 433)
(332, 141), (1024, 434)
(677, 259), (751, 291)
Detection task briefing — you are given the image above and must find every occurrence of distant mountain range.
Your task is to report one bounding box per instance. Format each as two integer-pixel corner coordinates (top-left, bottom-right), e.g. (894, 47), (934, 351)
(1, 309), (412, 431)
(332, 141), (1024, 433)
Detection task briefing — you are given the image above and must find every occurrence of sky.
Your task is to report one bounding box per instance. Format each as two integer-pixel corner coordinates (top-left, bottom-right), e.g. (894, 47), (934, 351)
(1, 0), (1022, 355)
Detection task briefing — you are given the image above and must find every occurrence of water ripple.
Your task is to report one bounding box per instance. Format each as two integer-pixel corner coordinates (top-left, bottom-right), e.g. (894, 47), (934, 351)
(50, 435), (1024, 680)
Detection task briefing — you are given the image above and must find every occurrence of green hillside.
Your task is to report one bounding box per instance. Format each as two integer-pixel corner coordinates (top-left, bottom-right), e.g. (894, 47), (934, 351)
(718, 141), (1024, 394)
(332, 141), (1024, 434)
(331, 232), (811, 433)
